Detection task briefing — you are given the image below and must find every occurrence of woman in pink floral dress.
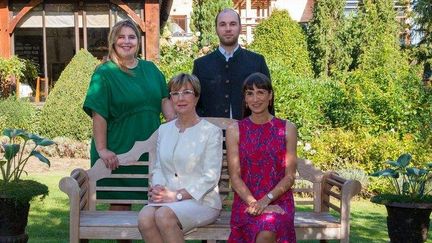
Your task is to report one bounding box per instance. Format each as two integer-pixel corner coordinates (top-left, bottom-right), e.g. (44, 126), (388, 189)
(226, 72), (297, 243)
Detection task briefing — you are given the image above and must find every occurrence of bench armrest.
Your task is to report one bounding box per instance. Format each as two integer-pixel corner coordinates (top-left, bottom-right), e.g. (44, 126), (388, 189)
(321, 172), (361, 240)
(59, 168), (89, 242)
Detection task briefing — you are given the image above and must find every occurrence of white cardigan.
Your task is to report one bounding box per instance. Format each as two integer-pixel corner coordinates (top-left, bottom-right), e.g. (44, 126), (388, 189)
(151, 119), (223, 209)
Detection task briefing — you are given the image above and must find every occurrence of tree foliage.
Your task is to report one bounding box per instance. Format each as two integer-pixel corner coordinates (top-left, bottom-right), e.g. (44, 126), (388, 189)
(307, 0), (348, 77)
(250, 10), (313, 78)
(191, 0), (232, 49)
(413, 0), (432, 78)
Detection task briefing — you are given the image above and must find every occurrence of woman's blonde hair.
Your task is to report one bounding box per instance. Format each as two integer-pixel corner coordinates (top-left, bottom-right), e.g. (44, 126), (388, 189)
(108, 19), (141, 72)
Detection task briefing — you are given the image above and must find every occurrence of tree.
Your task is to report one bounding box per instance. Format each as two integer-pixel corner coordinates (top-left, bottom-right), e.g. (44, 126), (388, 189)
(191, 0), (232, 49)
(250, 10), (313, 78)
(307, 0), (348, 77)
(352, 0), (405, 73)
(412, 0), (432, 80)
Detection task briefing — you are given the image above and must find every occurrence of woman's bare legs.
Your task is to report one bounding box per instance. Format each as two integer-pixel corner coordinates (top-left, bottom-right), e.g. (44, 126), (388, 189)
(138, 206), (164, 243)
(256, 231), (277, 243)
(155, 207), (184, 243)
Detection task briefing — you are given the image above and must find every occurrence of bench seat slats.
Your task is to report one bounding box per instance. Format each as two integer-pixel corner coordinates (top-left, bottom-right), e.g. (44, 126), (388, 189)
(80, 211), (340, 228)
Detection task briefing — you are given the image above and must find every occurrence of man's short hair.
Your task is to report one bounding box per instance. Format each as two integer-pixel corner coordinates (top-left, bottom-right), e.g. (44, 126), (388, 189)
(215, 8), (241, 27)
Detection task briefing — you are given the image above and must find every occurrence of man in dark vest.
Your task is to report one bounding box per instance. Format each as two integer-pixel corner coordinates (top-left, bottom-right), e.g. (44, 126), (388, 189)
(192, 8), (271, 120)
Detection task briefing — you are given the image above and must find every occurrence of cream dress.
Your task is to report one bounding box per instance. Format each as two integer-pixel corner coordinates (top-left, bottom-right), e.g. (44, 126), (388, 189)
(145, 119), (222, 232)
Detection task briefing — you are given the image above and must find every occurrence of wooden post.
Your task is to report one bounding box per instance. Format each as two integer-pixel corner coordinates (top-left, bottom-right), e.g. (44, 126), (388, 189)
(35, 77), (40, 102)
(0, 0), (11, 58)
(16, 78), (20, 98)
(144, 0), (160, 61)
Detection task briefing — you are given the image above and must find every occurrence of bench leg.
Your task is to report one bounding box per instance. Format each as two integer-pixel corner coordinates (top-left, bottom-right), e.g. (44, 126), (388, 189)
(319, 240), (328, 243)
(79, 240), (88, 243)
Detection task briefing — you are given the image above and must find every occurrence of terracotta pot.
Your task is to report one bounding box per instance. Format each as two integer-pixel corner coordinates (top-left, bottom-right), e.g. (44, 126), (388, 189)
(0, 197), (30, 243)
(385, 202), (432, 243)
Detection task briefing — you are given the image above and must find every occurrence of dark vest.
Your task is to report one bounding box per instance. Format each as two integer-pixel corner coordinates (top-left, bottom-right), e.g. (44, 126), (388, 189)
(192, 47), (270, 120)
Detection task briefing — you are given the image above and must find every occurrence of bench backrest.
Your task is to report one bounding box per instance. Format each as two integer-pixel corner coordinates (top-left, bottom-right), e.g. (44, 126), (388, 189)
(80, 117), (355, 216)
(80, 117), (234, 210)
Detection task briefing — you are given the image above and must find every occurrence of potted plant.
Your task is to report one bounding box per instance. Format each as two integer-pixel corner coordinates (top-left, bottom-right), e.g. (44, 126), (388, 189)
(371, 153), (432, 243)
(0, 128), (54, 242)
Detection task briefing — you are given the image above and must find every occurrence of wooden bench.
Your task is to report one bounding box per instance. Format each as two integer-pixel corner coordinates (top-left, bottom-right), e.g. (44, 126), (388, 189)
(59, 117), (361, 243)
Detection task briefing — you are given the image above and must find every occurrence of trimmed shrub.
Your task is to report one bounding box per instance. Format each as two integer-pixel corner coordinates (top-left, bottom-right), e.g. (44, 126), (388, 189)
(250, 10), (313, 78)
(38, 49), (99, 141)
(0, 96), (37, 132)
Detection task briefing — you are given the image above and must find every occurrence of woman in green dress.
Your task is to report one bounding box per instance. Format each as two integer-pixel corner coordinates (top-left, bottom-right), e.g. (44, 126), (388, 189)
(83, 19), (175, 215)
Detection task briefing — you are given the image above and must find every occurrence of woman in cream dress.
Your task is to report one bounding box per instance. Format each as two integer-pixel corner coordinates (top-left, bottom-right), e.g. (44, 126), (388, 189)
(138, 73), (222, 243)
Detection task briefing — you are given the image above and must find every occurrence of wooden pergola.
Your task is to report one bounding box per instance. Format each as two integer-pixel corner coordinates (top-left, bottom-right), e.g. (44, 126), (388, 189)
(0, 0), (172, 99)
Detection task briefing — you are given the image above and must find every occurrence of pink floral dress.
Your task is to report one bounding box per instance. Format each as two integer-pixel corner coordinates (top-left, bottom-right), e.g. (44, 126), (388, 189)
(228, 117), (296, 243)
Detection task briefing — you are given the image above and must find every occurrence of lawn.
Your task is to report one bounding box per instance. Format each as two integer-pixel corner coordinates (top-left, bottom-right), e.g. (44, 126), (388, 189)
(25, 170), (431, 243)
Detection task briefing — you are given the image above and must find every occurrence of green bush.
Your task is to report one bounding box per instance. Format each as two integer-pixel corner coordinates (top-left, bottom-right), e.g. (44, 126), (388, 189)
(157, 37), (197, 80)
(299, 128), (432, 174)
(271, 67), (333, 140)
(0, 96), (37, 132)
(250, 10), (313, 78)
(326, 67), (431, 139)
(21, 59), (40, 92)
(0, 56), (25, 97)
(38, 49), (99, 141)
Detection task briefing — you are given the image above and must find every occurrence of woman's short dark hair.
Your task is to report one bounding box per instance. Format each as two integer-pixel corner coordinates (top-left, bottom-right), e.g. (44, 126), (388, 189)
(242, 72), (274, 118)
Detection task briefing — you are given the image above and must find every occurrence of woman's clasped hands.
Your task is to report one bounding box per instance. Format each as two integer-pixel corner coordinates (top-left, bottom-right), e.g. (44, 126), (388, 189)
(245, 197), (285, 216)
(148, 184), (177, 203)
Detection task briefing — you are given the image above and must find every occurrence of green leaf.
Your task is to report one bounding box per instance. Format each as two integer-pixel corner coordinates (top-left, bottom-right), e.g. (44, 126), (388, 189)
(3, 144), (20, 161)
(17, 131), (31, 141)
(0, 160), (6, 166)
(397, 153), (412, 168)
(37, 138), (55, 147)
(371, 168), (396, 177)
(387, 160), (399, 167)
(2, 128), (25, 139)
(28, 133), (54, 146)
(31, 151), (50, 167)
(406, 167), (421, 176)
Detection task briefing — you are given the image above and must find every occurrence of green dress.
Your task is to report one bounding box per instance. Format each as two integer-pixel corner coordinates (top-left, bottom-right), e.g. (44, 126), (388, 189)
(83, 59), (168, 200)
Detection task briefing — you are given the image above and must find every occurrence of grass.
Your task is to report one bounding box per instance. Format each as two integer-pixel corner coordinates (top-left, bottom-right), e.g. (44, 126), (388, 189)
(24, 172), (432, 243)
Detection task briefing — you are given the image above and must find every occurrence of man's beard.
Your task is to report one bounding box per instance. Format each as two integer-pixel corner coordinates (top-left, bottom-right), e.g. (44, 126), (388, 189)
(219, 36), (239, 47)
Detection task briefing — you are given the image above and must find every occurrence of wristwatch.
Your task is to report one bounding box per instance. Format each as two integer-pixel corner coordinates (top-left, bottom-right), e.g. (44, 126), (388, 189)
(266, 192), (274, 201)
(176, 192), (183, 201)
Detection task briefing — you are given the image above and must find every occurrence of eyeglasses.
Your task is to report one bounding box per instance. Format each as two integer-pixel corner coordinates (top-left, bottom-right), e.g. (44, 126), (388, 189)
(169, 89), (195, 98)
